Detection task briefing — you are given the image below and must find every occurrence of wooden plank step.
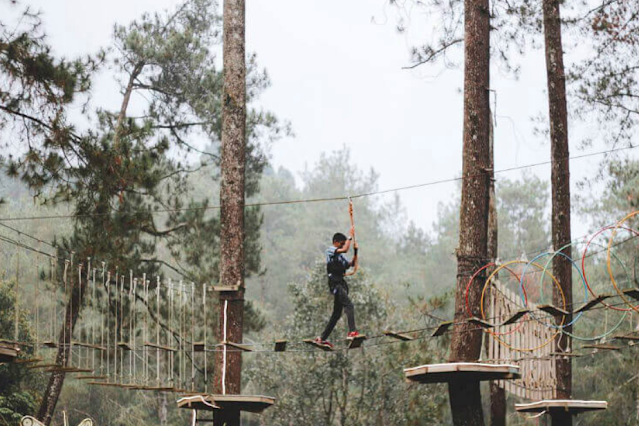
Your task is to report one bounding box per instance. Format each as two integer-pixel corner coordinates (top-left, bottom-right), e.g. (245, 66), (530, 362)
(383, 331), (413, 341)
(623, 288), (639, 301)
(14, 357), (42, 364)
(27, 363), (62, 370)
(614, 334), (639, 341)
(73, 341), (107, 351)
(224, 341), (253, 352)
(468, 317), (494, 329)
(213, 285), (241, 292)
(574, 294), (612, 314)
(42, 341), (58, 348)
(347, 335), (367, 349)
(303, 339), (334, 352)
(550, 352), (581, 358)
(144, 342), (177, 352)
(117, 342), (133, 351)
(538, 304), (569, 316)
(193, 342), (206, 352)
(45, 367), (94, 373)
(431, 321), (453, 337)
(583, 344), (622, 351)
(501, 309), (530, 326)
(75, 375), (108, 380)
(274, 340), (287, 352)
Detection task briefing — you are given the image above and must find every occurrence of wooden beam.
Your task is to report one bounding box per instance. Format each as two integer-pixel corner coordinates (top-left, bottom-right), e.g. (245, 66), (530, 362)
(384, 331), (413, 341)
(193, 342), (206, 352)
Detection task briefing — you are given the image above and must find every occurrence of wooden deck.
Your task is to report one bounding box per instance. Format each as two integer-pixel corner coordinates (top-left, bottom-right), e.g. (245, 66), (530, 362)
(177, 394), (275, 413)
(0, 344), (19, 363)
(404, 362), (520, 384)
(515, 400), (607, 414)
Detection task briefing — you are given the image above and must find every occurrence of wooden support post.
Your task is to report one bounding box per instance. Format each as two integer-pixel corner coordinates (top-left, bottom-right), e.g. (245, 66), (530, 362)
(213, 1), (247, 425)
(542, 0), (572, 414)
(448, 0), (491, 422)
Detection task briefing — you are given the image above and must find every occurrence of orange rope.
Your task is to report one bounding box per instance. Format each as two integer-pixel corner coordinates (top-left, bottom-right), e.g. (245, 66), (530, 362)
(345, 198), (359, 276)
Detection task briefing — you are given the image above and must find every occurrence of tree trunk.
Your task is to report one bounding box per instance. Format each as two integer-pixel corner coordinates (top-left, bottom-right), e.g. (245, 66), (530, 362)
(37, 260), (84, 425)
(213, 0), (246, 425)
(542, 0), (572, 411)
(448, 0), (491, 424)
(486, 113), (506, 426)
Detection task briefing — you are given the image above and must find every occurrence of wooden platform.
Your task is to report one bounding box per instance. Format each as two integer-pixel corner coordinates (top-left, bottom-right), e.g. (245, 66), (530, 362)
(515, 400), (607, 414)
(404, 362), (520, 384)
(177, 394), (275, 413)
(0, 344), (19, 363)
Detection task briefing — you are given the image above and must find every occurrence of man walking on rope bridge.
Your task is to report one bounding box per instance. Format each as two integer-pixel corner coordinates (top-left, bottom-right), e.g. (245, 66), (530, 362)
(314, 226), (360, 349)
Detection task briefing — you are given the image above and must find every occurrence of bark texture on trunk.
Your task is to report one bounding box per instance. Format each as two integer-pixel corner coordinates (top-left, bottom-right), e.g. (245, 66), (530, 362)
(486, 113), (506, 426)
(37, 262), (84, 425)
(213, 0), (246, 425)
(448, 0), (491, 424)
(542, 0), (572, 408)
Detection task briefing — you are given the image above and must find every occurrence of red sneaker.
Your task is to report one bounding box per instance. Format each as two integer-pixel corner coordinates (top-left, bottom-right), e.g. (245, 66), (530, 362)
(314, 337), (334, 349)
(347, 331), (360, 338)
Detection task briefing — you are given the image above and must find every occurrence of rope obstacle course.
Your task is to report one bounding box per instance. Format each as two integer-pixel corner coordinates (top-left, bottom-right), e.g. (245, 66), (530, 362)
(0, 207), (637, 423)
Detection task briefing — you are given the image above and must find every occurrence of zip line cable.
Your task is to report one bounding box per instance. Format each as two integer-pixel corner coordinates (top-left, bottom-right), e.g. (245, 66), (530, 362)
(0, 144), (635, 223)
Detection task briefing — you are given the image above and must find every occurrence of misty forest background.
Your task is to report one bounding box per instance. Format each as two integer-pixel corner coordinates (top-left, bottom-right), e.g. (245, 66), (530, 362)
(1, 0), (639, 425)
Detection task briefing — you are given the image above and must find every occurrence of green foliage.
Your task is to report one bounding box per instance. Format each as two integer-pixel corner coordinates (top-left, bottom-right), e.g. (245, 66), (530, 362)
(0, 280), (44, 425)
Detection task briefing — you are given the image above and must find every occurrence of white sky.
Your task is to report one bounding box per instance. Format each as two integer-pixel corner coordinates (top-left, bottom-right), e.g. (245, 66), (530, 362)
(10, 0), (636, 237)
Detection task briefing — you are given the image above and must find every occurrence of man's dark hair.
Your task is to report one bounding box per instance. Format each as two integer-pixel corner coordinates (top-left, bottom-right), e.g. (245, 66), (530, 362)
(333, 232), (347, 243)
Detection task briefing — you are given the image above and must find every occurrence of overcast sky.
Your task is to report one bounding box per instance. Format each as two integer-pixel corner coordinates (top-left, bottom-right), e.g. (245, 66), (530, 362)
(12, 0), (636, 237)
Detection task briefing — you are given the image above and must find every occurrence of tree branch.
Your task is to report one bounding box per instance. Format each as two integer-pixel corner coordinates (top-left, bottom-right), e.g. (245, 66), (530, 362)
(403, 39), (463, 70)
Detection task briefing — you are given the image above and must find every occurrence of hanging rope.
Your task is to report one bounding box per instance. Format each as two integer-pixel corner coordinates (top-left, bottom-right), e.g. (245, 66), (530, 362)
(345, 198), (359, 277)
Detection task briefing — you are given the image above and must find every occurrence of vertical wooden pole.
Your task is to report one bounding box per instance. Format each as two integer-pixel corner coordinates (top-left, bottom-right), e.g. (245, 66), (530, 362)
(542, 0), (572, 419)
(214, 0), (247, 425)
(448, 0), (491, 423)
